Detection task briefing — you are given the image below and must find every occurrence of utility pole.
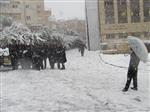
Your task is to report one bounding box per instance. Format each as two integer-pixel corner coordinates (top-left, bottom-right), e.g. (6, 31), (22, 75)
(85, 0), (91, 50)
(84, 0), (101, 51)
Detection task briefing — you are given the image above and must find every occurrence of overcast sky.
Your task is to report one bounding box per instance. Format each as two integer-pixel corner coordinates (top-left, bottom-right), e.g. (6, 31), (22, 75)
(44, 0), (85, 20)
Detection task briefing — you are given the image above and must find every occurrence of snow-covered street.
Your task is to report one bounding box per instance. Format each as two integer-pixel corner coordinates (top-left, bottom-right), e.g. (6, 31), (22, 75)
(1, 49), (150, 112)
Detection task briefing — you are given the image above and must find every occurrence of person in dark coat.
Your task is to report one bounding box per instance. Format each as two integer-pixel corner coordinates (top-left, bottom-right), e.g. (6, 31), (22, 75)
(55, 45), (67, 70)
(0, 56), (3, 66)
(31, 45), (44, 70)
(10, 49), (19, 70)
(122, 49), (140, 92)
(42, 44), (48, 69)
(32, 52), (43, 70)
(21, 47), (33, 69)
(48, 43), (56, 69)
(36, 43), (48, 70)
(60, 46), (67, 69)
(78, 44), (87, 56)
(39, 47), (47, 69)
(8, 44), (19, 70)
(0, 47), (4, 66)
(55, 46), (62, 69)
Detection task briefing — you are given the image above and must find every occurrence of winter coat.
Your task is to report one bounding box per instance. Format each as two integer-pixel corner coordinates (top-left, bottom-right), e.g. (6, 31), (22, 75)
(129, 51), (140, 69)
(0, 57), (3, 66)
(0, 48), (3, 56)
(144, 42), (150, 53)
(32, 54), (43, 70)
(55, 47), (67, 63)
(48, 48), (56, 62)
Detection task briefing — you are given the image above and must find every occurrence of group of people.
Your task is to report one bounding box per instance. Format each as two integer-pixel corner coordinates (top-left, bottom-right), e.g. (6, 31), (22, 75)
(0, 39), (87, 70)
(0, 43), (67, 71)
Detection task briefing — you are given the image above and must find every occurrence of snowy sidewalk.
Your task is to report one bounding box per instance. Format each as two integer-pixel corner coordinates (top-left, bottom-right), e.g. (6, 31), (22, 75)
(1, 49), (150, 112)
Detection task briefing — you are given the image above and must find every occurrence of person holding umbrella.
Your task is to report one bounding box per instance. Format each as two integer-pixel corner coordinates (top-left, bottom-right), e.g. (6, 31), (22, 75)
(122, 36), (148, 92)
(122, 48), (140, 92)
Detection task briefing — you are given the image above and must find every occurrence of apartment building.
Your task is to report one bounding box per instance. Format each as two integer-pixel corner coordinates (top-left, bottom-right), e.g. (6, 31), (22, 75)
(99, 0), (150, 52)
(0, 0), (51, 28)
(86, 0), (150, 52)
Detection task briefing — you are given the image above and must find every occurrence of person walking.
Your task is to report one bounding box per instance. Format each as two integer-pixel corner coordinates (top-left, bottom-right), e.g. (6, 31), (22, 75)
(58, 46), (67, 70)
(0, 47), (4, 66)
(55, 43), (67, 70)
(78, 44), (87, 56)
(122, 49), (140, 92)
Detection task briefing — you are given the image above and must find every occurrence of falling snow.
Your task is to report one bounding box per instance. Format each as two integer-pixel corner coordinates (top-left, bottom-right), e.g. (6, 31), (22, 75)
(0, 49), (150, 112)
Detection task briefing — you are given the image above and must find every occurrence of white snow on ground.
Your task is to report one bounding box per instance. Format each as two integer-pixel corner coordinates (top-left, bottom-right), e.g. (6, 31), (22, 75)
(0, 49), (150, 112)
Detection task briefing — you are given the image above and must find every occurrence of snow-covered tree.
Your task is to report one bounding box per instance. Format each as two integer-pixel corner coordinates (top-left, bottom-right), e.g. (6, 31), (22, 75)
(0, 22), (33, 46)
(0, 22), (63, 47)
(0, 21), (86, 50)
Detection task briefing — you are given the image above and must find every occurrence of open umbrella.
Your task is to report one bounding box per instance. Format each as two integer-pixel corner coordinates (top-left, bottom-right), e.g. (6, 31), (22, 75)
(128, 36), (148, 63)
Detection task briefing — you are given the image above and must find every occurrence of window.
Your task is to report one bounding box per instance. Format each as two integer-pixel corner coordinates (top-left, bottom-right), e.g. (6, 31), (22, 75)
(26, 16), (31, 20)
(117, 0), (128, 23)
(26, 5), (29, 8)
(106, 34), (115, 39)
(12, 4), (17, 8)
(143, 0), (150, 22)
(104, 0), (115, 24)
(130, 32), (141, 37)
(130, 0), (140, 23)
(118, 33), (128, 38)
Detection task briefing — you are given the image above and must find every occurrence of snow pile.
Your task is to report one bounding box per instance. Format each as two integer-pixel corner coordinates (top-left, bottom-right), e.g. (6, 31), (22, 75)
(1, 50), (150, 112)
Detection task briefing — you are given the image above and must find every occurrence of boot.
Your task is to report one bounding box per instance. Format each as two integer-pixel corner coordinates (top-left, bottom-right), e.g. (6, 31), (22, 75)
(57, 63), (60, 69)
(131, 87), (138, 91)
(122, 88), (128, 92)
(60, 63), (65, 70)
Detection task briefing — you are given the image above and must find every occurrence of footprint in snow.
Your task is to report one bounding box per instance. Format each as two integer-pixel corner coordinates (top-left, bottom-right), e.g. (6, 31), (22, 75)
(133, 97), (142, 102)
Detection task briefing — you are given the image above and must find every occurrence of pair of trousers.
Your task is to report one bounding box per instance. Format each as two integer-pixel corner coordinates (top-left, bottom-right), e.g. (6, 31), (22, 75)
(125, 66), (138, 90)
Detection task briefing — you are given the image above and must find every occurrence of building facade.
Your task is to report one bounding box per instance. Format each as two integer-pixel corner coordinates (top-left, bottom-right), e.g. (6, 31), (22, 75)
(86, 0), (150, 52)
(99, 0), (150, 52)
(0, 0), (51, 28)
(98, 0), (150, 51)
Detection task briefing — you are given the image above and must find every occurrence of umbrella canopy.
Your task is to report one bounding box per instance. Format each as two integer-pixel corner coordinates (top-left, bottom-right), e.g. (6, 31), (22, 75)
(128, 36), (148, 63)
